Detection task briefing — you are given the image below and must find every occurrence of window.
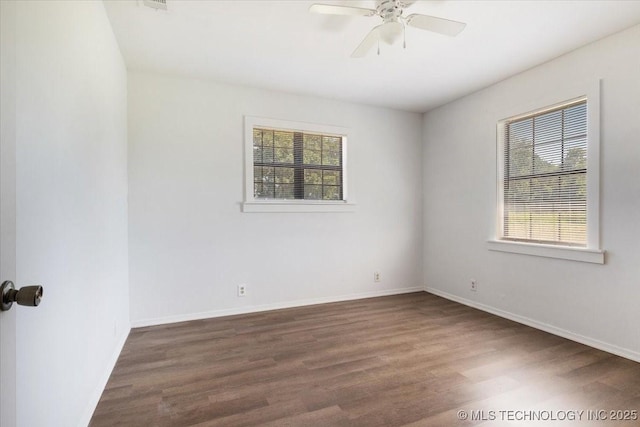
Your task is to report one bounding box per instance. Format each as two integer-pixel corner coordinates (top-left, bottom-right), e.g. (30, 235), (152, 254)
(243, 116), (354, 213)
(253, 128), (343, 201)
(502, 99), (588, 246)
(489, 80), (603, 264)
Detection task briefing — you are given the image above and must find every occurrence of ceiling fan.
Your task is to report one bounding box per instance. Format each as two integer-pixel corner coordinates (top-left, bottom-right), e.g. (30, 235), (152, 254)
(310, 0), (466, 57)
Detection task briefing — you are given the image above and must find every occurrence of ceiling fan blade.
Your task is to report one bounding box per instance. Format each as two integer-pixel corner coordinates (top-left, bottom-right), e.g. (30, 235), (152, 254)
(405, 14), (466, 37)
(309, 4), (377, 17)
(351, 26), (380, 58)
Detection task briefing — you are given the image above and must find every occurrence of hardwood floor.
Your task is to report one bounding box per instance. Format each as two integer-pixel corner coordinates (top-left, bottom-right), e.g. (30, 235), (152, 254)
(90, 292), (640, 426)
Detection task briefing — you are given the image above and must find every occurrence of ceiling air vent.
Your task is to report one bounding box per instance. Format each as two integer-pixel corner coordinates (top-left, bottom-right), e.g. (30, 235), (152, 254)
(143, 0), (167, 11)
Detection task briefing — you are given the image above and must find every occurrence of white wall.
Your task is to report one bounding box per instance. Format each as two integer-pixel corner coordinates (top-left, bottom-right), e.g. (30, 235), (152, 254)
(423, 24), (640, 360)
(14, 1), (129, 426)
(1, 1), (18, 425)
(128, 72), (423, 325)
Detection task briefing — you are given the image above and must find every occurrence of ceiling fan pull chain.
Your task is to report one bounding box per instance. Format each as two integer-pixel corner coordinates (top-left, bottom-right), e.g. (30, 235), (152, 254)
(377, 39), (380, 55)
(403, 23), (406, 49)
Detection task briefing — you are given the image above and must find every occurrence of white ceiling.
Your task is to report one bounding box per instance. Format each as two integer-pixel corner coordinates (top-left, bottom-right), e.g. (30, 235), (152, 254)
(103, 0), (640, 112)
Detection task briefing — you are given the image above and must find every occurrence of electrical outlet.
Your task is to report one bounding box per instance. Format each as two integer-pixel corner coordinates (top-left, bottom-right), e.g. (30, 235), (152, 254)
(238, 284), (247, 297)
(374, 272), (381, 283)
(470, 279), (477, 292)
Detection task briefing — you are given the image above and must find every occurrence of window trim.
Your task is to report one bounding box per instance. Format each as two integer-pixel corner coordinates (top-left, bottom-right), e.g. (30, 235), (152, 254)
(242, 116), (355, 213)
(488, 79), (604, 264)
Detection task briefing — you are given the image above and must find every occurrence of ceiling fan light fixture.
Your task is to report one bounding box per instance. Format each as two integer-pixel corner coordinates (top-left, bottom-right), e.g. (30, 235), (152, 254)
(379, 20), (403, 45)
(310, 0), (467, 58)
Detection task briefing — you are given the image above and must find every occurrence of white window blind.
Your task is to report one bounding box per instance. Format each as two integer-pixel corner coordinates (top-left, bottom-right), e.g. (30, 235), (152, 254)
(502, 99), (587, 246)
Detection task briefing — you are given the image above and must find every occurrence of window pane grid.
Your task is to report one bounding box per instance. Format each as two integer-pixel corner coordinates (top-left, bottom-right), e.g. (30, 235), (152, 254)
(503, 100), (587, 246)
(254, 128), (343, 201)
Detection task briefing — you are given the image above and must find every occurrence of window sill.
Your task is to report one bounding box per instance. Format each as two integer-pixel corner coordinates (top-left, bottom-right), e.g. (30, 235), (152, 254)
(242, 200), (356, 213)
(487, 240), (605, 264)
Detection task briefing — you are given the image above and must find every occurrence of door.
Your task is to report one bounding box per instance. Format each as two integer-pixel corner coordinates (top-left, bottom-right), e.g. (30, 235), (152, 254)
(1, 0), (17, 425)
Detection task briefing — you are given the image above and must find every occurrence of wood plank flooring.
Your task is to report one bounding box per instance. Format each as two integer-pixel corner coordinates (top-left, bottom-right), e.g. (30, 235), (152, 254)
(90, 292), (640, 426)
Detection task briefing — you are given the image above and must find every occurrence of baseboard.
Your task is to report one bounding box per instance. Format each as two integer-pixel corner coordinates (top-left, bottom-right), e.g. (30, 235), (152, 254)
(425, 287), (640, 363)
(132, 287), (424, 328)
(78, 325), (131, 427)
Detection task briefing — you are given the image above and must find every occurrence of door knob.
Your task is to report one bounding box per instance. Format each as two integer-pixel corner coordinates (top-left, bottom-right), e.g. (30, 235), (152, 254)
(1, 281), (43, 311)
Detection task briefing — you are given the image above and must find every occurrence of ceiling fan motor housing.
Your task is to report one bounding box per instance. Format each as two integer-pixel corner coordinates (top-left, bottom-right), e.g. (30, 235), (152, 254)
(376, 0), (405, 22)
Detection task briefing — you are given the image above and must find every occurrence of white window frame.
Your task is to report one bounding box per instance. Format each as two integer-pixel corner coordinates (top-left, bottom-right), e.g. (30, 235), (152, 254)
(487, 79), (604, 264)
(242, 116), (355, 213)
